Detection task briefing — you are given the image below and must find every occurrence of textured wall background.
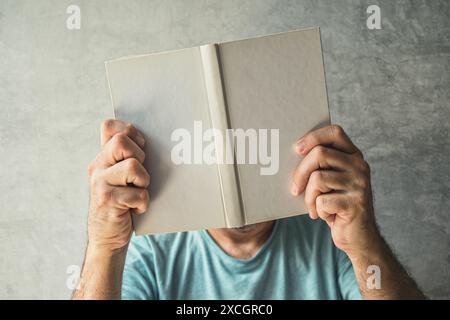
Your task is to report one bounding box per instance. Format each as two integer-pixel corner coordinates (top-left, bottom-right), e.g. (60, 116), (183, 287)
(0, 0), (448, 299)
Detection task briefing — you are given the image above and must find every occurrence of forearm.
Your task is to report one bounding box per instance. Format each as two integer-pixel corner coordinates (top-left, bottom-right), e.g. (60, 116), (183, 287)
(72, 245), (127, 300)
(347, 233), (426, 300)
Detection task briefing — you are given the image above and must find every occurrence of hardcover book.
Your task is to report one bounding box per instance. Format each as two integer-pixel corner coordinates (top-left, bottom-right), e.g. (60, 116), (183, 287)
(105, 27), (330, 235)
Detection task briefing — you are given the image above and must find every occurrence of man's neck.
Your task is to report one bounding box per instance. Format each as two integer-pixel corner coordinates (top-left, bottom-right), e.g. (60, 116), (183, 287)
(207, 221), (275, 260)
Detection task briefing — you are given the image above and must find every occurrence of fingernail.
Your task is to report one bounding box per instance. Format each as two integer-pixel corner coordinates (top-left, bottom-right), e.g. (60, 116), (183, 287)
(291, 183), (299, 196)
(296, 139), (306, 154)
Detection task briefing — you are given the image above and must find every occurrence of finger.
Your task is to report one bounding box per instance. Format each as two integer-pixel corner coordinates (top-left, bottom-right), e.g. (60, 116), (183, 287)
(96, 133), (145, 168)
(101, 119), (145, 148)
(316, 192), (350, 225)
(291, 146), (354, 195)
(296, 125), (360, 156)
(111, 186), (149, 214)
(304, 170), (352, 219)
(103, 158), (150, 188)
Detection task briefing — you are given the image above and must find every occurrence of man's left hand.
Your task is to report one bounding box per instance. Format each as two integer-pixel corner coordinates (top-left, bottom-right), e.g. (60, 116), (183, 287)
(291, 124), (380, 256)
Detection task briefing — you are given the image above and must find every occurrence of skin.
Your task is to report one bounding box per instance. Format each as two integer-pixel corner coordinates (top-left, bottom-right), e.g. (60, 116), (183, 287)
(73, 120), (426, 300)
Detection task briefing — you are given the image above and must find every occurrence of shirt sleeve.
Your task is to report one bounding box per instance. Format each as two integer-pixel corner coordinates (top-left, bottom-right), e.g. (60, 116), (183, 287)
(121, 235), (158, 300)
(336, 248), (362, 300)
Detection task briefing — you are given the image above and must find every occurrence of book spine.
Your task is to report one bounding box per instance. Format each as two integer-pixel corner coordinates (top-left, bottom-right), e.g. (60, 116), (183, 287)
(200, 44), (243, 228)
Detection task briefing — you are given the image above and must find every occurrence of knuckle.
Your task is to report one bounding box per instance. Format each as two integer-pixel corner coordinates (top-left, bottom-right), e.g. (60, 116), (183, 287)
(112, 132), (127, 149)
(357, 175), (370, 189)
(124, 123), (136, 136)
(95, 184), (112, 207)
(316, 195), (326, 208)
(101, 119), (115, 132)
(87, 161), (96, 176)
(89, 171), (113, 207)
(144, 171), (151, 187)
(125, 158), (140, 174)
(313, 145), (327, 158)
(138, 190), (150, 211)
(310, 170), (323, 186)
(362, 161), (371, 174)
(330, 124), (345, 138)
(307, 134), (319, 147)
(140, 190), (149, 203)
(357, 158), (371, 175)
(355, 149), (365, 159)
(89, 170), (103, 189)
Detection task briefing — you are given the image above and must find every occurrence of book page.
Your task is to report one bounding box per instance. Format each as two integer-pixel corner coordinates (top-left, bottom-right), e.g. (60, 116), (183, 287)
(106, 48), (226, 234)
(218, 27), (330, 224)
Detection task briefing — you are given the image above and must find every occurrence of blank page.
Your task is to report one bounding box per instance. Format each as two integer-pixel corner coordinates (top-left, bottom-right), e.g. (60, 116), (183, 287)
(218, 28), (330, 224)
(106, 48), (226, 234)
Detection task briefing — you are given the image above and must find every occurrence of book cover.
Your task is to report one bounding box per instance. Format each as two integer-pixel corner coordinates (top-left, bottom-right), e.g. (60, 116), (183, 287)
(106, 27), (330, 235)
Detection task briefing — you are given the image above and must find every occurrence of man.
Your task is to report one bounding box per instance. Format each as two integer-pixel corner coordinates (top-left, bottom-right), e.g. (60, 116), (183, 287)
(73, 119), (425, 299)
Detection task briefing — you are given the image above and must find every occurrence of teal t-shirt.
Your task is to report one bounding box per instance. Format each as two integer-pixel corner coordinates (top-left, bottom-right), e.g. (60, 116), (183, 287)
(122, 215), (362, 299)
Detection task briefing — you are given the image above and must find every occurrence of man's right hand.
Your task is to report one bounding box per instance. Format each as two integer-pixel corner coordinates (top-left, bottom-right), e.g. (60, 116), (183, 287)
(87, 119), (150, 253)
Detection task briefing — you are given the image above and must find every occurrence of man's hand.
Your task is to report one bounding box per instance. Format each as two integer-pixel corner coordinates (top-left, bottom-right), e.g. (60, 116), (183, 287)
(87, 119), (150, 253)
(291, 124), (425, 299)
(73, 119), (149, 299)
(291, 124), (378, 256)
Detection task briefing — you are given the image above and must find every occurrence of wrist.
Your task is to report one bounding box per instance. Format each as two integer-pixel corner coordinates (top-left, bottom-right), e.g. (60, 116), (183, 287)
(85, 242), (128, 262)
(74, 243), (128, 300)
(343, 224), (384, 261)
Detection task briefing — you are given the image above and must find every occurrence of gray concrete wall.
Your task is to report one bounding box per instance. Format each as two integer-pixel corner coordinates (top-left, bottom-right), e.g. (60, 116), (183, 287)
(0, 0), (448, 299)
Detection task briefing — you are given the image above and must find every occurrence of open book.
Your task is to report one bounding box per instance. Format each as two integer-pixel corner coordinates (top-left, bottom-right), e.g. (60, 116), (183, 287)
(105, 27), (330, 235)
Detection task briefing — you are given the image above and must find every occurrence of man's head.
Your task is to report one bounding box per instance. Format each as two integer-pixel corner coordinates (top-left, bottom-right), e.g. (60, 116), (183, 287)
(206, 221), (276, 259)
(228, 221), (274, 236)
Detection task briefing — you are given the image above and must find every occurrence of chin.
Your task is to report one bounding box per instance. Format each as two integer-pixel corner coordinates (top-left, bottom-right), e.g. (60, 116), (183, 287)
(229, 221), (276, 234)
(230, 224), (259, 233)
